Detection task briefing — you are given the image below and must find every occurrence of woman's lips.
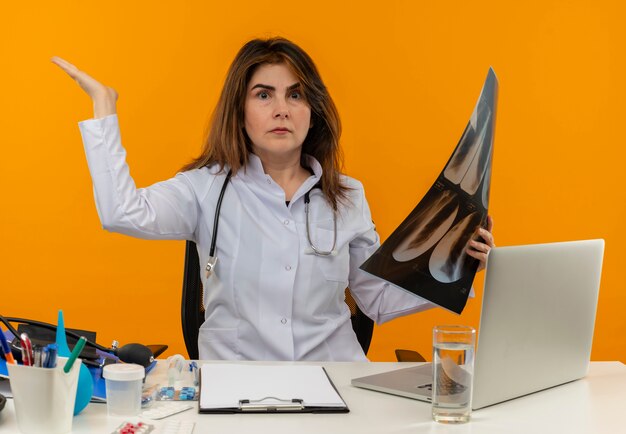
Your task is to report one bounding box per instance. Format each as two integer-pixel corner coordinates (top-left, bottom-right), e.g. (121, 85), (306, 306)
(270, 128), (290, 134)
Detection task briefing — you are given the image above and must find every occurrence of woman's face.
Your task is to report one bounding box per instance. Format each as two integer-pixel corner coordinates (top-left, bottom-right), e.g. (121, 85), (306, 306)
(244, 63), (311, 162)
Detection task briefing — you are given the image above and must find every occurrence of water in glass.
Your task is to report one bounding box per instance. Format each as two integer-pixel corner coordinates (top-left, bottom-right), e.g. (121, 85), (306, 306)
(432, 341), (474, 423)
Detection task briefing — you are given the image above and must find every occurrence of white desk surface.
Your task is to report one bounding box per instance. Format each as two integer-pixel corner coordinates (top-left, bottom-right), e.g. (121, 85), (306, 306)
(0, 361), (624, 434)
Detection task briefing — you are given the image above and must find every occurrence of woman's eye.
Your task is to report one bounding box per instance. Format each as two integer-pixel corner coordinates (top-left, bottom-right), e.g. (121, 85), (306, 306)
(290, 91), (302, 100)
(257, 91), (269, 100)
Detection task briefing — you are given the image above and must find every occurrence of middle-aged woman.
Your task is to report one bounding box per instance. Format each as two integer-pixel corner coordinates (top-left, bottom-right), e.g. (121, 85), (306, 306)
(52, 37), (495, 361)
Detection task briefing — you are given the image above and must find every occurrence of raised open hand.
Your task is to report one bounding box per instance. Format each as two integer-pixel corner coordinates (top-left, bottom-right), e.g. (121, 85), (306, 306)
(51, 56), (118, 118)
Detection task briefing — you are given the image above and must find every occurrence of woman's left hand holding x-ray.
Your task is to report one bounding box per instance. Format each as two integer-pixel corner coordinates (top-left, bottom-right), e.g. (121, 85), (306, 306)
(467, 215), (495, 272)
(51, 56), (117, 119)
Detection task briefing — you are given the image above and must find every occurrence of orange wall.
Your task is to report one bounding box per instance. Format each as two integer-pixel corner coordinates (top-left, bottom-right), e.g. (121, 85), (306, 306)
(1, 1), (624, 362)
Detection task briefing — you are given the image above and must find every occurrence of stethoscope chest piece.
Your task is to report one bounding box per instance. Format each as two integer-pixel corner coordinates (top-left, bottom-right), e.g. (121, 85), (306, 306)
(205, 255), (217, 278)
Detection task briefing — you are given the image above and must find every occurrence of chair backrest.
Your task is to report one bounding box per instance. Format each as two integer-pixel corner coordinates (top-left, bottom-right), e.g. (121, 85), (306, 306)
(181, 241), (205, 360)
(344, 289), (374, 355)
(181, 241), (374, 359)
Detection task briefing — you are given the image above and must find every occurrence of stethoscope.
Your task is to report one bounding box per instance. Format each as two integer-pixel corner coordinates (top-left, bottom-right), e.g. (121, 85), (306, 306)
(205, 170), (337, 278)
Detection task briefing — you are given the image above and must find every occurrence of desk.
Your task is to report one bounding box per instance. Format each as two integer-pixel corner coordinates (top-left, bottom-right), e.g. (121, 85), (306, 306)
(0, 361), (624, 433)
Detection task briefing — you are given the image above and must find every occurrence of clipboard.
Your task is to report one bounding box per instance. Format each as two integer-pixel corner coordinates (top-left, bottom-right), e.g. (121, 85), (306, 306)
(198, 364), (349, 414)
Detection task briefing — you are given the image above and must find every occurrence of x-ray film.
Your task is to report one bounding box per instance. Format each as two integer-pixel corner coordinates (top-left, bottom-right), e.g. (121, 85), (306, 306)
(360, 68), (498, 314)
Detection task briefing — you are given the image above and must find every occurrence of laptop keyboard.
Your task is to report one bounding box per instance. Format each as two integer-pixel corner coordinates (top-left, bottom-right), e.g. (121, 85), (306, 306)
(416, 368), (467, 395)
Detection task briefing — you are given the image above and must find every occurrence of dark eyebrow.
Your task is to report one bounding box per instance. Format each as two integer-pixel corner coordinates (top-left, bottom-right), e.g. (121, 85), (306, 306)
(250, 83), (301, 92)
(251, 83), (275, 91)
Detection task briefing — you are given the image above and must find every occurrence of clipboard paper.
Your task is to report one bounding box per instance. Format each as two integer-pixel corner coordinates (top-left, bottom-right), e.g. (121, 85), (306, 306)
(198, 364), (349, 413)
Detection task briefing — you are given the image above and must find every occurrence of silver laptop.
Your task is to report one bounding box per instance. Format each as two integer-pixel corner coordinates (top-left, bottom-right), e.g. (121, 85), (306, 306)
(352, 239), (605, 410)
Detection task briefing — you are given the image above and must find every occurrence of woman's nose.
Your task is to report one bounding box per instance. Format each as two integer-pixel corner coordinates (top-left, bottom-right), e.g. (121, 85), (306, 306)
(273, 98), (289, 119)
(274, 110), (288, 119)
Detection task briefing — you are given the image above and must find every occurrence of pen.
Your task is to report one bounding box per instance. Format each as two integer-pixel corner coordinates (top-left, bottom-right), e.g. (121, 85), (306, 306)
(43, 344), (58, 368)
(0, 327), (16, 365)
(33, 345), (43, 367)
(42, 345), (50, 367)
(63, 336), (86, 373)
(20, 333), (33, 366)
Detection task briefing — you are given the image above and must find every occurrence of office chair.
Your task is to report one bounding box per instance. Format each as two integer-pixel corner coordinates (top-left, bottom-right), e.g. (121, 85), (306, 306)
(181, 241), (374, 359)
(395, 349), (426, 362)
(181, 241), (205, 360)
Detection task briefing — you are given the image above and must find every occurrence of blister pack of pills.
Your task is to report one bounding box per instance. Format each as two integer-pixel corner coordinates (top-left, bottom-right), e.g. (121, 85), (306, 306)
(111, 421), (155, 434)
(157, 386), (197, 401)
(140, 402), (194, 420)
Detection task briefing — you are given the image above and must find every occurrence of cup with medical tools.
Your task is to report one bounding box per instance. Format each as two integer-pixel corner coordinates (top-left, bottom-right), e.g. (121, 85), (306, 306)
(431, 325), (476, 424)
(103, 363), (145, 416)
(7, 356), (81, 434)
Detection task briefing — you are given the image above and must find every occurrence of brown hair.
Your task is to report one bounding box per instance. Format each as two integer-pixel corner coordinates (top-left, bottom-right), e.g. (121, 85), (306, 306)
(181, 37), (349, 209)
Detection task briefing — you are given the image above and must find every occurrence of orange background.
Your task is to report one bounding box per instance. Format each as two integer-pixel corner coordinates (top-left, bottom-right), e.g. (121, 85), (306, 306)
(1, 1), (624, 362)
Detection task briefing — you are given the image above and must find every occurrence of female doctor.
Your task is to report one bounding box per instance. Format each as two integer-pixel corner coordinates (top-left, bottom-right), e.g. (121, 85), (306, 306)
(52, 38), (495, 361)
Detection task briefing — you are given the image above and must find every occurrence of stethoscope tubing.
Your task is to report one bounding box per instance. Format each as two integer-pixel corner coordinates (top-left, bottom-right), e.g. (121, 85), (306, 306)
(304, 191), (337, 256)
(206, 170), (337, 276)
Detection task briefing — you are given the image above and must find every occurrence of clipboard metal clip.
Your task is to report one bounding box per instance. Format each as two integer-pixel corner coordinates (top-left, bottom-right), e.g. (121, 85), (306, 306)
(238, 396), (304, 412)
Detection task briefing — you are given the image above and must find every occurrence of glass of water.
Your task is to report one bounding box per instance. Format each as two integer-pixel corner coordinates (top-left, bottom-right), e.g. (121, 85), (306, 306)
(432, 325), (476, 424)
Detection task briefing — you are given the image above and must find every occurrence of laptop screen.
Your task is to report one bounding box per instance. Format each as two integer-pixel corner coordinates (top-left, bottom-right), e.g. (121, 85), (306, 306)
(472, 239), (604, 409)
